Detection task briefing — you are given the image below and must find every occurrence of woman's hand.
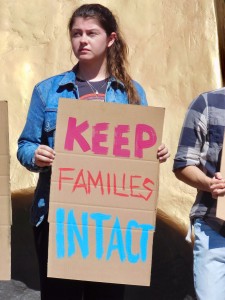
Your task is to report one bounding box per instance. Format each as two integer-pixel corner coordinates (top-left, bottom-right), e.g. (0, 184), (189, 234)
(210, 172), (225, 199)
(157, 143), (170, 163)
(34, 145), (56, 167)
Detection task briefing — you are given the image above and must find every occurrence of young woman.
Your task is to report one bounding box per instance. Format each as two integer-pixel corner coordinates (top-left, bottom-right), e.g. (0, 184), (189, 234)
(17, 4), (169, 300)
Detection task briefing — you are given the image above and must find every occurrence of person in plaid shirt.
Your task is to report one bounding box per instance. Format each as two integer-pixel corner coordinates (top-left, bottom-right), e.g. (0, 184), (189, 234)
(173, 88), (225, 300)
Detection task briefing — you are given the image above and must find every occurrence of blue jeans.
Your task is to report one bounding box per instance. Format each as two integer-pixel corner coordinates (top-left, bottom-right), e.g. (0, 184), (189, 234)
(193, 218), (225, 300)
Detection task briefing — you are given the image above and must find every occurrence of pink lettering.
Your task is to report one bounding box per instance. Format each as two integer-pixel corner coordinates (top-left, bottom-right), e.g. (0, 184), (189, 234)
(92, 123), (109, 155)
(64, 117), (90, 152)
(113, 125), (130, 157)
(135, 124), (157, 158)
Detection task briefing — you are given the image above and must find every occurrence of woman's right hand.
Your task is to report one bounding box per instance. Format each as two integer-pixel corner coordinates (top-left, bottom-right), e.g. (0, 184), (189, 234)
(209, 172), (225, 199)
(34, 145), (56, 167)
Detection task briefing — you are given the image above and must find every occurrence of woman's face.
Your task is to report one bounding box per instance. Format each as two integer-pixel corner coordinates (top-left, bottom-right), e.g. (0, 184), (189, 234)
(70, 17), (115, 64)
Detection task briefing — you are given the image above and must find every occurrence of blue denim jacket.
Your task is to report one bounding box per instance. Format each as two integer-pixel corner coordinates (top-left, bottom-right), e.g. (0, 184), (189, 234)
(17, 68), (148, 226)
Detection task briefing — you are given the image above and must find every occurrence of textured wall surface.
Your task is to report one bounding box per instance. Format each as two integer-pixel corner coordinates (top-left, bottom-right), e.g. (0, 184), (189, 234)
(215, 0), (225, 85)
(1, 0), (221, 228)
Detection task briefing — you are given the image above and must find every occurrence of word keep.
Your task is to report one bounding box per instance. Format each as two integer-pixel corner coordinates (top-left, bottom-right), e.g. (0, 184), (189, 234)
(64, 118), (157, 158)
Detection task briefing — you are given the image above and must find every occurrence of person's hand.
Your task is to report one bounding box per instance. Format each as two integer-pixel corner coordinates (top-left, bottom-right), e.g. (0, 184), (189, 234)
(34, 145), (56, 167)
(209, 172), (225, 199)
(157, 143), (170, 163)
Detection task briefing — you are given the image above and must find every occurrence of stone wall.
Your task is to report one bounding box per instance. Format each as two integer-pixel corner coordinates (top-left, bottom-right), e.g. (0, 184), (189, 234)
(1, 0), (222, 228)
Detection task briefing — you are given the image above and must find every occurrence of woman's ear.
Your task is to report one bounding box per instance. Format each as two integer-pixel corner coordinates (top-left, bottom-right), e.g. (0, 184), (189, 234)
(107, 32), (117, 48)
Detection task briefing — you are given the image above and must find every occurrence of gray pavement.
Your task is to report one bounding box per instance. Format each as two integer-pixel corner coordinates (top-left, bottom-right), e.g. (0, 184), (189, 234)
(0, 280), (40, 300)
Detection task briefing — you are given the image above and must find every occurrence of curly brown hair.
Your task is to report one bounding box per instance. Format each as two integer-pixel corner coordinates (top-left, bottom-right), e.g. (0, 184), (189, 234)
(68, 4), (140, 104)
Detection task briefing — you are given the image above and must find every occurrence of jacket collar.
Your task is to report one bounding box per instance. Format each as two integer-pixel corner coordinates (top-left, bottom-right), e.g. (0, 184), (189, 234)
(58, 69), (77, 87)
(58, 64), (125, 88)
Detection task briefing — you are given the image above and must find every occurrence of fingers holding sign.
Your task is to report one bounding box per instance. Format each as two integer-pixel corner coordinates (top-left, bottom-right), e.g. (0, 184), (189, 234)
(210, 172), (225, 199)
(34, 143), (170, 167)
(34, 145), (56, 167)
(157, 143), (170, 163)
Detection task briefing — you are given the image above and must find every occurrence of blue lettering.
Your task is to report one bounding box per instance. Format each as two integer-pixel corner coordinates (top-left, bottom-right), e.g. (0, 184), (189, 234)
(55, 209), (154, 263)
(139, 224), (154, 262)
(106, 217), (125, 262)
(90, 213), (111, 259)
(56, 208), (65, 258)
(126, 220), (139, 263)
(67, 210), (89, 258)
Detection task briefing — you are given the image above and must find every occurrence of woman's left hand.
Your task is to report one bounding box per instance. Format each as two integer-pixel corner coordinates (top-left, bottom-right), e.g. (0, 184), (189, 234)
(157, 143), (170, 163)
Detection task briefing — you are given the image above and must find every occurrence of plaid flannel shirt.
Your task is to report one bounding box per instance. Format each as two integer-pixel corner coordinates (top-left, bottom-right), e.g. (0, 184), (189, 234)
(173, 88), (225, 236)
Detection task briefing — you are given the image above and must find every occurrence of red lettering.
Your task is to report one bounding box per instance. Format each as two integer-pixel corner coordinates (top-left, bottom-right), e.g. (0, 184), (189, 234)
(130, 176), (154, 201)
(113, 173), (129, 197)
(107, 172), (111, 195)
(58, 168), (74, 190)
(57, 168), (154, 201)
(130, 175), (142, 199)
(87, 170), (104, 195)
(72, 169), (88, 193)
(142, 178), (154, 201)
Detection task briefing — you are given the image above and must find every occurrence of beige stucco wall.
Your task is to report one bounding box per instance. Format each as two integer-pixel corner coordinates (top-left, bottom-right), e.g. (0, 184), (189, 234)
(1, 0), (221, 227)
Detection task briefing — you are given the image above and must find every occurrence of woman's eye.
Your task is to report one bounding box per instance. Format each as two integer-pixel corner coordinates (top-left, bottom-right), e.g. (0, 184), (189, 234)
(72, 32), (80, 37)
(89, 32), (97, 37)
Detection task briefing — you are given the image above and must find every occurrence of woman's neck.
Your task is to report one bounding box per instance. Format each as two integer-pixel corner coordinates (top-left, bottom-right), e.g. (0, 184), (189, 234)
(77, 60), (108, 82)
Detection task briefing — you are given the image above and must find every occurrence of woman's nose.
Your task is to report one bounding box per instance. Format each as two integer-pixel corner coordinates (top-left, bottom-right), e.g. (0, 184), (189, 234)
(80, 34), (87, 43)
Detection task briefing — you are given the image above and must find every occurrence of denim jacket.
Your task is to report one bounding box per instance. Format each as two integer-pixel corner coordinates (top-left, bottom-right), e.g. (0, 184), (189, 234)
(17, 68), (148, 226)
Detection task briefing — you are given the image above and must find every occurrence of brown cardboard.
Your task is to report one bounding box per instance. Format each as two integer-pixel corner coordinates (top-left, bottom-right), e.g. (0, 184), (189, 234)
(48, 99), (165, 286)
(216, 130), (225, 220)
(0, 101), (11, 280)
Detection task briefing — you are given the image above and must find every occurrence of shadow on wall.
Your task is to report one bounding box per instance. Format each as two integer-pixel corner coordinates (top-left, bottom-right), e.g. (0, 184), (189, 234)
(11, 189), (196, 300)
(11, 188), (39, 290)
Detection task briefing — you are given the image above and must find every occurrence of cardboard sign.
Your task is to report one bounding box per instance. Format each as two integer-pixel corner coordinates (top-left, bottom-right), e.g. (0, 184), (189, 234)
(48, 99), (165, 286)
(0, 101), (11, 280)
(216, 130), (225, 220)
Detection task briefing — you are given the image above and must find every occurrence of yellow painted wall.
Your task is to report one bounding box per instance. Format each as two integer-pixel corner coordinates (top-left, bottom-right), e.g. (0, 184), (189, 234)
(1, 0), (221, 227)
